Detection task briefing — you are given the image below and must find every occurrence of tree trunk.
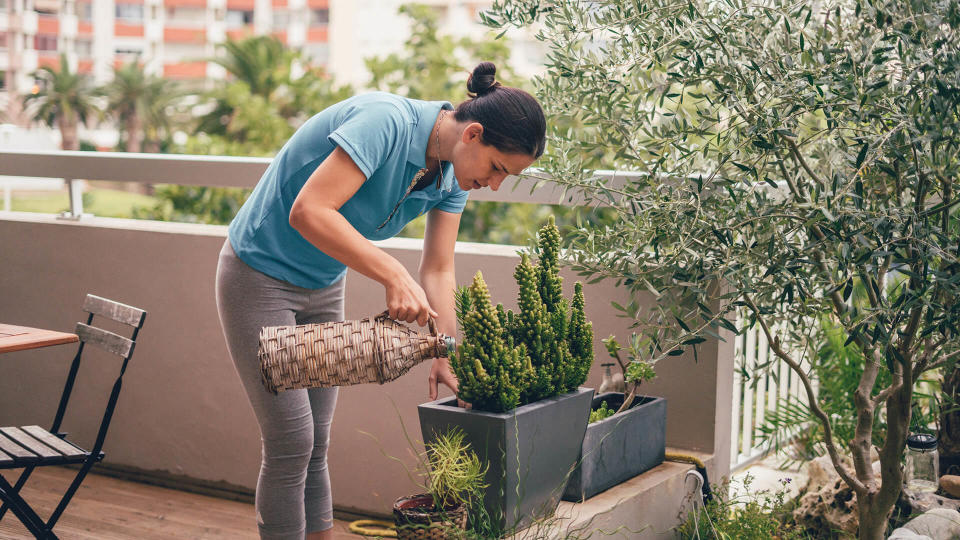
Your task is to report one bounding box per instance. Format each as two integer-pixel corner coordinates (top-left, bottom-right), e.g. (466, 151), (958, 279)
(939, 366), (960, 475)
(57, 112), (79, 151)
(124, 113), (142, 153)
(857, 498), (888, 540)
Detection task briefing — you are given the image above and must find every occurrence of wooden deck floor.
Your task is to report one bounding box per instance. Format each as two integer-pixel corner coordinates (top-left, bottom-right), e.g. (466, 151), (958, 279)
(0, 467), (370, 539)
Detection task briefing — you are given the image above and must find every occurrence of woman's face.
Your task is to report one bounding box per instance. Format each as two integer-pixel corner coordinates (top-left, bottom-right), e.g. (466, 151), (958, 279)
(451, 122), (537, 192)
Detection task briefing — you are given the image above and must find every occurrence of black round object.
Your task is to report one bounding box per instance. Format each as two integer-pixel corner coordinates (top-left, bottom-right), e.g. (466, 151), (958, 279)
(907, 433), (938, 450)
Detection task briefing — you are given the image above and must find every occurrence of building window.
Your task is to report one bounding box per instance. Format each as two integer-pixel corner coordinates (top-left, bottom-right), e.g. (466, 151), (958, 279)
(34, 34), (58, 51)
(75, 38), (92, 56)
(115, 3), (144, 22)
(225, 9), (253, 27)
(77, 2), (92, 21)
(0, 32), (7, 49)
(272, 9), (289, 30)
(115, 46), (143, 55)
(310, 8), (328, 25)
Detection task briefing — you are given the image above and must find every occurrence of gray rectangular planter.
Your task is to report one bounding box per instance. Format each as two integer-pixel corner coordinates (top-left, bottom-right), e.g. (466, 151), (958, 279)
(418, 387), (593, 534)
(562, 392), (667, 502)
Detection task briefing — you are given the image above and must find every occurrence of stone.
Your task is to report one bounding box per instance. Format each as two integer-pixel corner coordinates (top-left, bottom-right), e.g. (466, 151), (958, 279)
(792, 455), (863, 536)
(901, 489), (960, 516)
(888, 529), (934, 540)
(941, 475), (960, 498)
(895, 508), (960, 540)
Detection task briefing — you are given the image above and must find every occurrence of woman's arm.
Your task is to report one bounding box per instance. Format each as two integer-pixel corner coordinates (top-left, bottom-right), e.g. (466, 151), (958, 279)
(289, 146), (437, 325)
(420, 207), (463, 400)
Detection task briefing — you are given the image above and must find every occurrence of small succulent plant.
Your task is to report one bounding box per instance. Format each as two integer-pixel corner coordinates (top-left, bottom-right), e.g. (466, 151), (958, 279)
(452, 217), (594, 413)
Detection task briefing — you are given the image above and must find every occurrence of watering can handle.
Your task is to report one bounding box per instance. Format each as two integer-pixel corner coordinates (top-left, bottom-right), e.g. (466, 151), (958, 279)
(374, 310), (440, 337)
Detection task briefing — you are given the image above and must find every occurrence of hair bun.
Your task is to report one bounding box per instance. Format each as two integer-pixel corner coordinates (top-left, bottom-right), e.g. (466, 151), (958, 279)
(467, 62), (501, 97)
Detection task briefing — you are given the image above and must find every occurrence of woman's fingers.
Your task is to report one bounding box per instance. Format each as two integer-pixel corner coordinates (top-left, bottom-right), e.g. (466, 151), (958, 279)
(385, 274), (436, 326)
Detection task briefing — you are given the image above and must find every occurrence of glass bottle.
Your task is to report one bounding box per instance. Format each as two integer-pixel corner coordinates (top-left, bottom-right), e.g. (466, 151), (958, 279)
(905, 433), (939, 493)
(598, 363), (625, 394)
(598, 363), (615, 394)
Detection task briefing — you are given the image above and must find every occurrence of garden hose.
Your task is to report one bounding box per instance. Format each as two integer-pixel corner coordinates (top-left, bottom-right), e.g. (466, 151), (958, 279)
(348, 519), (397, 537)
(665, 452), (713, 502)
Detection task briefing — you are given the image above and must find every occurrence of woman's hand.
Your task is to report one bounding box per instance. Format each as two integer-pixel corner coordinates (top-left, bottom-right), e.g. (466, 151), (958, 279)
(429, 357), (469, 408)
(385, 266), (438, 327)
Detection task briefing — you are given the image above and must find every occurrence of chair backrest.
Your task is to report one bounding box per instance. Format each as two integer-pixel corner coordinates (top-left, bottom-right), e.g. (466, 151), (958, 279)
(50, 295), (147, 454)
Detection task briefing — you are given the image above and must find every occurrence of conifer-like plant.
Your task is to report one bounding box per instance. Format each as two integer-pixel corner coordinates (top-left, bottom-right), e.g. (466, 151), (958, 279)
(452, 217), (594, 413)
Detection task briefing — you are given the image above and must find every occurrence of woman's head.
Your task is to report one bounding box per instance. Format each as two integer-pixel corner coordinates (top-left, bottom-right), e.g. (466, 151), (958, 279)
(450, 62), (546, 191)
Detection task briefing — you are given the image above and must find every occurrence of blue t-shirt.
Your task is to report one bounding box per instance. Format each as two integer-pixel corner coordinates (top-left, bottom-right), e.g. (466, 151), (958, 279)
(228, 92), (469, 289)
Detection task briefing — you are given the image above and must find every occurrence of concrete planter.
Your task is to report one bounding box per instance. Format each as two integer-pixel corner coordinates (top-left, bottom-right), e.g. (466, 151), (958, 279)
(562, 392), (667, 502)
(418, 387), (593, 534)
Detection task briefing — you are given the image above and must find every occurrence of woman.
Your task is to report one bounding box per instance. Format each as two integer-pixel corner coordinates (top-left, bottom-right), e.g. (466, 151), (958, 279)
(215, 61), (546, 539)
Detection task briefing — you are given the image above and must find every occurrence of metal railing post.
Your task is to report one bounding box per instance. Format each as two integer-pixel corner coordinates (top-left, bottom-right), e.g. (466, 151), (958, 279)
(58, 178), (87, 220)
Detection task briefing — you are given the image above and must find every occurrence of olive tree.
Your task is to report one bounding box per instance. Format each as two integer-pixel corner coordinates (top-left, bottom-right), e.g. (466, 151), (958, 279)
(483, 1), (960, 538)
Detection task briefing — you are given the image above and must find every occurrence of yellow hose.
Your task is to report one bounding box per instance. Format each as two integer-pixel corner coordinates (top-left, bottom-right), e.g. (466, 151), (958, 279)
(348, 519), (397, 537)
(665, 452), (713, 502)
(665, 452), (706, 469)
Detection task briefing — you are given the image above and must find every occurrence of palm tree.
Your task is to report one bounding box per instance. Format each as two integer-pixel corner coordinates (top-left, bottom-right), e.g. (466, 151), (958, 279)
(22, 53), (100, 150)
(209, 36), (292, 98)
(103, 59), (182, 153)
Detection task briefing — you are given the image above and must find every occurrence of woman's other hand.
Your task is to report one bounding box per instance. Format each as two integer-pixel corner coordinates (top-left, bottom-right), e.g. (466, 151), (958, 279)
(429, 357), (469, 408)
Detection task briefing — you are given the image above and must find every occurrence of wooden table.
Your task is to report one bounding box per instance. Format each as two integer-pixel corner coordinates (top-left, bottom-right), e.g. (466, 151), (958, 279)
(0, 323), (79, 354)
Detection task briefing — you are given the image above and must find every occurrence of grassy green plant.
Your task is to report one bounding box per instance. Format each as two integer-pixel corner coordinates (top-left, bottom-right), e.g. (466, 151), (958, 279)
(425, 428), (488, 510)
(677, 475), (810, 540)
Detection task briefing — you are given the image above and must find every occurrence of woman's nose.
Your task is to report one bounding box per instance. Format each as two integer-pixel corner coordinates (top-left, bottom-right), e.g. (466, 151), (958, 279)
(489, 174), (506, 191)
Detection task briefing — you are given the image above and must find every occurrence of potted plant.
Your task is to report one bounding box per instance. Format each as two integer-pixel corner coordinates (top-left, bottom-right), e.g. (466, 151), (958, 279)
(562, 334), (667, 502)
(418, 217), (595, 535)
(393, 427), (487, 539)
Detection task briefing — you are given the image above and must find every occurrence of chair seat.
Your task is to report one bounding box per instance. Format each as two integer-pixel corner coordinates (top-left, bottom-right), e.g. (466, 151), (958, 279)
(0, 426), (99, 470)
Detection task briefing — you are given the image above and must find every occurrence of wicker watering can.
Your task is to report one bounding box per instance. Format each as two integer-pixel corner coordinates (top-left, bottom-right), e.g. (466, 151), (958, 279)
(259, 311), (457, 393)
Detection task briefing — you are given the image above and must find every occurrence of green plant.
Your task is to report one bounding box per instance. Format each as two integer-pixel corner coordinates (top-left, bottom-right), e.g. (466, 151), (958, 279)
(23, 53), (101, 151)
(483, 1), (960, 538)
(677, 475), (810, 540)
(589, 400), (615, 424)
(758, 315), (941, 464)
(424, 428), (488, 510)
(602, 335), (657, 414)
(452, 217), (594, 412)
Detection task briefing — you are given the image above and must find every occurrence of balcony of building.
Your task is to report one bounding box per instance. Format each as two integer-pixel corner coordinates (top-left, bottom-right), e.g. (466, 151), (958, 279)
(0, 150), (736, 538)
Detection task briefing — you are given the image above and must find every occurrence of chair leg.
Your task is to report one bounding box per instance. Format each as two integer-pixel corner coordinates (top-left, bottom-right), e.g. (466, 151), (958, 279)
(46, 459), (96, 530)
(0, 465), (36, 520)
(0, 473), (58, 539)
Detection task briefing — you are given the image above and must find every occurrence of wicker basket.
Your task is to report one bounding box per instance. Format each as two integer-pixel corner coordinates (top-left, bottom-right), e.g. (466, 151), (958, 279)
(259, 311), (456, 393)
(393, 494), (468, 540)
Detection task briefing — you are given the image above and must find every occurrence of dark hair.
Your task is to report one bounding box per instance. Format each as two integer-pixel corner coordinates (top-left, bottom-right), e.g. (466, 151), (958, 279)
(454, 62), (546, 159)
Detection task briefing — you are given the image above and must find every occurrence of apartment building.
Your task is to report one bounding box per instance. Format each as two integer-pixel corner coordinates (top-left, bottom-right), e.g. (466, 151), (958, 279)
(0, 0), (539, 95)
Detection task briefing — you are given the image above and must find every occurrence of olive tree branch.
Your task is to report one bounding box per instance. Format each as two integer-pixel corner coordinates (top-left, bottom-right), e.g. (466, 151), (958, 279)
(743, 293), (866, 495)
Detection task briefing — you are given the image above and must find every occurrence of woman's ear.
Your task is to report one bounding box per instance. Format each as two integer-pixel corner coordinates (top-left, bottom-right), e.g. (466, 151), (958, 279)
(461, 122), (484, 143)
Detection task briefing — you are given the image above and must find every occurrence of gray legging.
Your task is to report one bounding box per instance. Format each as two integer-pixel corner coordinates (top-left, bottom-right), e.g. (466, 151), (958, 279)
(215, 240), (345, 539)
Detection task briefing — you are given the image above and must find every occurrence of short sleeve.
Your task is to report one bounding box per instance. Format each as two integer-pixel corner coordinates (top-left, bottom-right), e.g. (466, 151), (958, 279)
(433, 188), (469, 214)
(327, 102), (407, 179)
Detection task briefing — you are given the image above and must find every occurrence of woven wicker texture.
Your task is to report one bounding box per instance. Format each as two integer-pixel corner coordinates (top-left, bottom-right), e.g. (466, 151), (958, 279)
(259, 312), (455, 393)
(393, 495), (467, 540)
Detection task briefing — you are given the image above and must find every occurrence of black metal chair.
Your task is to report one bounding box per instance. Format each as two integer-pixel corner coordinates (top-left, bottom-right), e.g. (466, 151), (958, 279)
(0, 294), (146, 539)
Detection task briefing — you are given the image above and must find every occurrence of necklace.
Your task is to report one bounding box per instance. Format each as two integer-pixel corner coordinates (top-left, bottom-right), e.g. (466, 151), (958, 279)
(434, 110), (446, 189)
(376, 109), (448, 231)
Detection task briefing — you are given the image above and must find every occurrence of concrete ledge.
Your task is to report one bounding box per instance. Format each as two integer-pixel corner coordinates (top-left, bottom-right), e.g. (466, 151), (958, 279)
(513, 449), (714, 539)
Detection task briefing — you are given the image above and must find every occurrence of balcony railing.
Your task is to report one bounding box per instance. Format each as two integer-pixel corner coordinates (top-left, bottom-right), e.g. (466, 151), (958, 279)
(0, 149), (733, 521)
